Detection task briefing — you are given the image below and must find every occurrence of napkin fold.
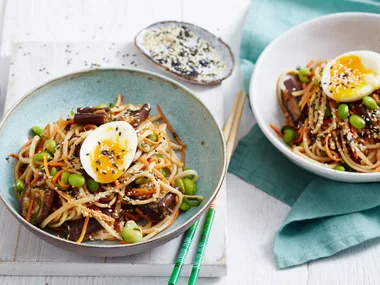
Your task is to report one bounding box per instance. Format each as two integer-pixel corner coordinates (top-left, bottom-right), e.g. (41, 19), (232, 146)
(229, 0), (380, 268)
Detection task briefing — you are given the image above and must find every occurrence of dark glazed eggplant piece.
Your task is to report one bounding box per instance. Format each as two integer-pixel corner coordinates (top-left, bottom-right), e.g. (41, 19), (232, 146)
(282, 77), (302, 125)
(138, 193), (176, 222)
(64, 218), (103, 241)
(74, 113), (107, 126)
(74, 107), (111, 126)
(129, 104), (151, 128)
(284, 76), (303, 95)
(20, 184), (55, 225)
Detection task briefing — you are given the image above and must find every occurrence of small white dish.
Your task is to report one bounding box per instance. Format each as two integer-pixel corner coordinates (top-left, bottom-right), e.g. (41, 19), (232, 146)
(135, 21), (235, 85)
(250, 13), (380, 183)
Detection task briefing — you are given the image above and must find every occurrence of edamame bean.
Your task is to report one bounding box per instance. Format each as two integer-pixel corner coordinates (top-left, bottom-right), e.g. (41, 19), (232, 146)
(31, 126), (43, 136)
(147, 133), (157, 142)
(298, 67), (311, 83)
(281, 125), (294, 134)
(338, 104), (349, 119)
(283, 129), (297, 146)
(68, 174), (85, 188)
(135, 176), (150, 185)
(86, 178), (99, 192)
(349, 114), (366, 129)
(363, 96), (377, 110)
(122, 221), (143, 243)
(184, 167), (194, 179)
(61, 171), (70, 185)
(183, 197), (201, 207)
(334, 166), (345, 171)
(109, 103), (115, 108)
(160, 168), (167, 177)
(180, 200), (190, 211)
(183, 178), (196, 195)
(50, 167), (58, 177)
(33, 152), (52, 162)
(175, 179), (185, 193)
(15, 179), (24, 193)
(43, 139), (57, 154)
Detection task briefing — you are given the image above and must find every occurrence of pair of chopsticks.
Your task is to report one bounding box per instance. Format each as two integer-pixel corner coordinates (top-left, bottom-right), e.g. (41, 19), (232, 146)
(168, 90), (246, 285)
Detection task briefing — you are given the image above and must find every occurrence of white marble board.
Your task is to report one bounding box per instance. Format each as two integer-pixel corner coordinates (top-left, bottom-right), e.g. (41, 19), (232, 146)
(0, 41), (227, 277)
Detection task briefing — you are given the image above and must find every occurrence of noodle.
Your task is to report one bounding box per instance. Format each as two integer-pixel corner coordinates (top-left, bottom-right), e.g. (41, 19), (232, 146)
(276, 59), (380, 173)
(11, 97), (202, 244)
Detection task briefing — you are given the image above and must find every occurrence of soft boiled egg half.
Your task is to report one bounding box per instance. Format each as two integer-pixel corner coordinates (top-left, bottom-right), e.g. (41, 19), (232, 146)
(80, 121), (137, 184)
(321, 51), (380, 102)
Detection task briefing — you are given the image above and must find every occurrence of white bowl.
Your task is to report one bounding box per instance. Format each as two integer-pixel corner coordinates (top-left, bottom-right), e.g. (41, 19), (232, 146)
(250, 13), (380, 183)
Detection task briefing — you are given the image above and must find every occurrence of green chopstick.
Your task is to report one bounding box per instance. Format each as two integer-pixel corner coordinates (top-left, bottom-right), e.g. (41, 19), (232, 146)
(188, 206), (216, 285)
(168, 220), (200, 285)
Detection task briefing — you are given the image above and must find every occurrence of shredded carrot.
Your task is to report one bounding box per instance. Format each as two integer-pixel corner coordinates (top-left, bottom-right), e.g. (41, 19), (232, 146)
(302, 83), (307, 90)
(375, 165), (380, 172)
(120, 240), (130, 244)
(21, 138), (32, 150)
(156, 105), (186, 166)
(300, 87), (318, 111)
(269, 124), (283, 138)
(324, 136), (341, 162)
(373, 94), (379, 104)
(58, 180), (70, 190)
(76, 216), (90, 243)
(128, 188), (156, 197)
(122, 212), (140, 221)
(36, 137), (46, 153)
(306, 59), (315, 67)
(350, 126), (366, 145)
(47, 161), (67, 167)
(29, 175), (41, 187)
(25, 199), (35, 222)
(135, 208), (154, 223)
(43, 156), (50, 177)
(295, 127), (304, 144)
(9, 153), (19, 159)
(52, 170), (65, 183)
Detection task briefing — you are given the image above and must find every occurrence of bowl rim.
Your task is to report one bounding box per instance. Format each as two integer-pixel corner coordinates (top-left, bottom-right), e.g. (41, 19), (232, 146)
(0, 67), (227, 248)
(134, 20), (235, 85)
(250, 12), (380, 180)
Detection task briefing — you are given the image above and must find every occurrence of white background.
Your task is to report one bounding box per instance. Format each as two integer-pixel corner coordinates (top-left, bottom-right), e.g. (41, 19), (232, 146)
(1, 0), (379, 284)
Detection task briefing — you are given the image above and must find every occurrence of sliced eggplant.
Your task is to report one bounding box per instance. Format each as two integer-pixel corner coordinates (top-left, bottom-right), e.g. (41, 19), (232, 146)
(74, 113), (108, 126)
(138, 193), (176, 222)
(76, 107), (110, 113)
(20, 184), (55, 225)
(284, 76), (302, 95)
(64, 218), (103, 241)
(129, 104), (151, 128)
(282, 91), (302, 125)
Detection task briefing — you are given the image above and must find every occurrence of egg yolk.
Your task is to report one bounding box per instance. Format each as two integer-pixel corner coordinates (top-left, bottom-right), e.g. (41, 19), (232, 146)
(90, 139), (127, 183)
(329, 55), (377, 101)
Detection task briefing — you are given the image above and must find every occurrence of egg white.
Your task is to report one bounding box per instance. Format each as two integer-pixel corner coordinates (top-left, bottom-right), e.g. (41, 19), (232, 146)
(80, 121), (137, 183)
(321, 50), (380, 102)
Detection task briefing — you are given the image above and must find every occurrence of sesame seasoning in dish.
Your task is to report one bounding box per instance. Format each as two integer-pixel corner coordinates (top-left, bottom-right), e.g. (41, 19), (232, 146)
(135, 21), (235, 85)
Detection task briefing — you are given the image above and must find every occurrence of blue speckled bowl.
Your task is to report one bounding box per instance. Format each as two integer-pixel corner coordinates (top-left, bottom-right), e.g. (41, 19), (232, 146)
(0, 69), (226, 257)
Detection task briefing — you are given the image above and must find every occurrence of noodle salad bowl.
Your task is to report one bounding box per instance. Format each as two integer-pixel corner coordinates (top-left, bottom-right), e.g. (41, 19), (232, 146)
(251, 13), (380, 182)
(0, 69), (226, 256)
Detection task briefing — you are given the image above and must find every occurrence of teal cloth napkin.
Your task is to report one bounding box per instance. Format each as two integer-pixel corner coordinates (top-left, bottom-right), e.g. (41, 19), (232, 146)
(229, 0), (380, 269)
